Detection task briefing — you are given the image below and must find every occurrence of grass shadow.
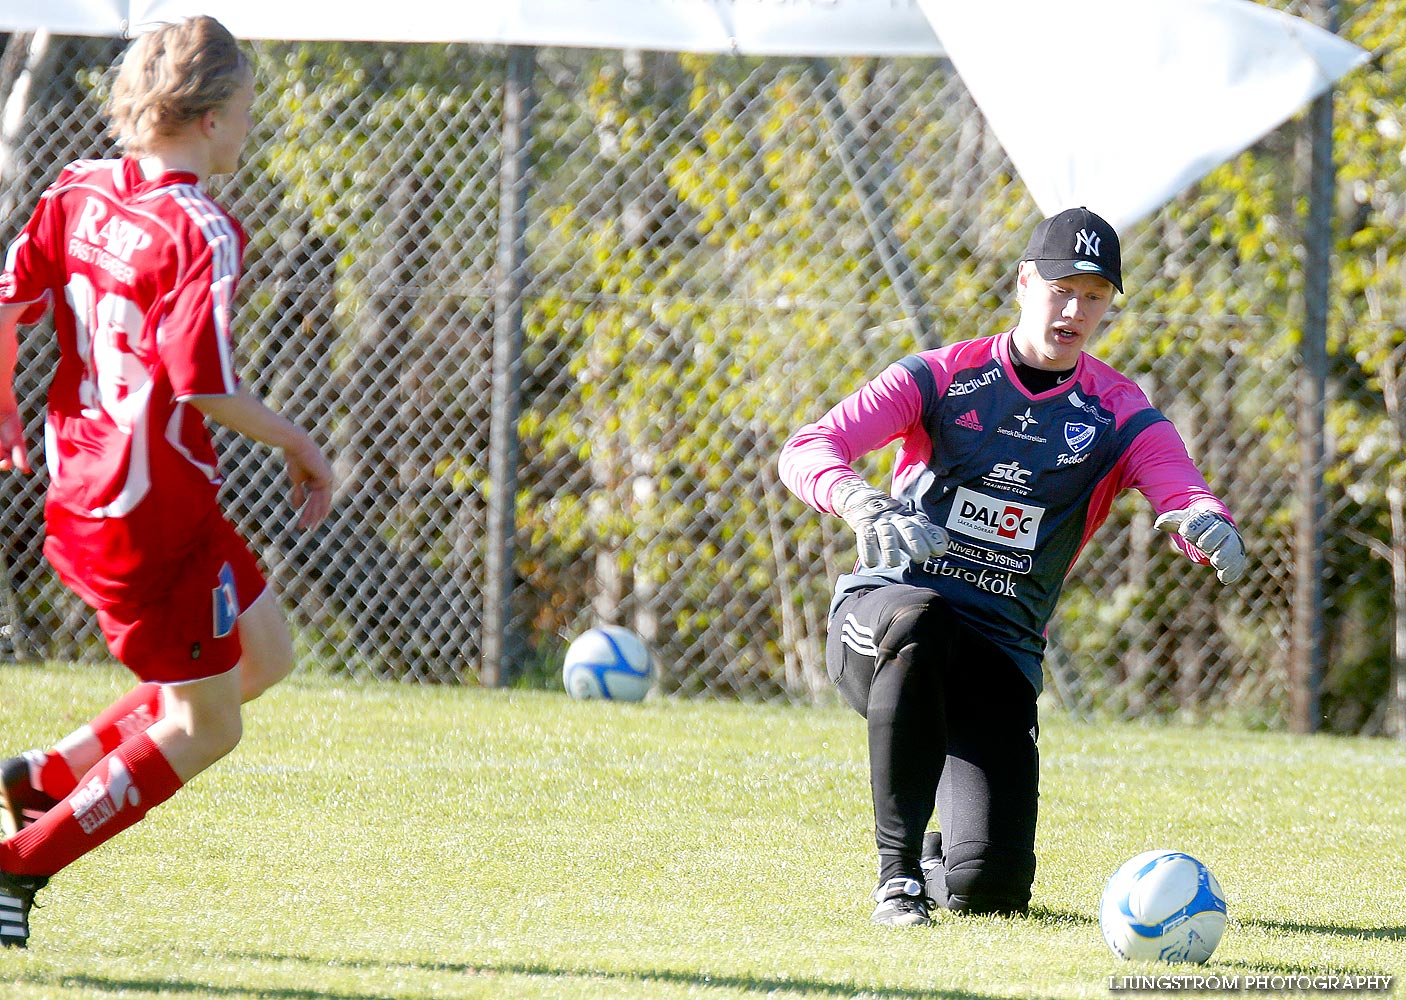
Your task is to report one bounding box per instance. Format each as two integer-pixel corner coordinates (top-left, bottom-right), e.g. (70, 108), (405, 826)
(1215, 959), (1398, 980)
(1028, 906), (1405, 943)
(1026, 905), (1098, 927)
(10, 973), (393, 1000)
(216, 949), (1019, 1000)
(5, 949), (1028, 1000)
(1237, 918), (1405, 942)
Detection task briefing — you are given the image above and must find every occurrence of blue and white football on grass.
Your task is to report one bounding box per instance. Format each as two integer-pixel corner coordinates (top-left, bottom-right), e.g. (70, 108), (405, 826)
(562, 626), (654, 702)
(1100, 850), (1228, 963)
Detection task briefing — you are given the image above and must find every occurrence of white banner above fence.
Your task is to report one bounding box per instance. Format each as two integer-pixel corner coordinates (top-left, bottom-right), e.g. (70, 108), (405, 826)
(0, 1), (1370, 233)
(0, 1), (125, 37)
(920, 0), (1372, 230)
(1, 0), (948, 55)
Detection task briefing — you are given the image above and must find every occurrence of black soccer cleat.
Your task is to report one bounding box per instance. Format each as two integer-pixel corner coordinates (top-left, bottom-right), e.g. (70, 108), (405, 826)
(870, 876), (931, 927)
(0, 868), (47, 948)
(0, 755), (58, 838)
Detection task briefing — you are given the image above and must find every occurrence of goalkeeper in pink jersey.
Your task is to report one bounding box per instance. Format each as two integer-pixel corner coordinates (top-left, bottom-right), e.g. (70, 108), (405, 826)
(779, 207), (1246, 926)
(0, 16), (333, 947)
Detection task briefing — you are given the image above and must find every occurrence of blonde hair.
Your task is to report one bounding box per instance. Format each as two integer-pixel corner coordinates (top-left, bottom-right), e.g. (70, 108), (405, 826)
(107, 16), (250, 155)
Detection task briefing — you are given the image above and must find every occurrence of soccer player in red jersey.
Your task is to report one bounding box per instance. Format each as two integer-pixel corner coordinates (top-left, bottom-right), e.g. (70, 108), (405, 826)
(0, 16), (333, 947)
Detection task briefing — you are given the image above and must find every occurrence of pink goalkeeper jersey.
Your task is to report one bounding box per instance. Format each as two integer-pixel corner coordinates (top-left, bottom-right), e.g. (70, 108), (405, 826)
(1, 158), (245, 604)
(779, 331), (1233, 689)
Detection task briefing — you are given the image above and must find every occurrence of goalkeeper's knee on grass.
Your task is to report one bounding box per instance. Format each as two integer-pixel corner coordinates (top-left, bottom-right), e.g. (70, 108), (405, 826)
(937, 839), (1035, 916)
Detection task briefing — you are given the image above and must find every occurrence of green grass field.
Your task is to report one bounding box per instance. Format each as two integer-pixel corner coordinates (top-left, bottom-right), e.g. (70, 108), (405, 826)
(1, 662), (1403, 999)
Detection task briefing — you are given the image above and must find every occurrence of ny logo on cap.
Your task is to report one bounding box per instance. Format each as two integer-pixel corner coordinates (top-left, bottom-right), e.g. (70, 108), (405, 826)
(1075, 228), (1101, 258)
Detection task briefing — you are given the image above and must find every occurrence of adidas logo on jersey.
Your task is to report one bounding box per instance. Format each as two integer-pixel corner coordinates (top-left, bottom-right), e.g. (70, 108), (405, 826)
(955, 410), (983, 431)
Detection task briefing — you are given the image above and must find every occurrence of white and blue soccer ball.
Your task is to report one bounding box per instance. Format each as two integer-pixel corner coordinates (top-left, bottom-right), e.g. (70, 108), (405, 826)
(561, 626), (654, 702)
(1100, 850), (1228, 964)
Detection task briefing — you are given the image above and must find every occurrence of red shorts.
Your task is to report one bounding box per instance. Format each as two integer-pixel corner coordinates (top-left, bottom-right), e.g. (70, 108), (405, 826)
(51, 511), (267, 683)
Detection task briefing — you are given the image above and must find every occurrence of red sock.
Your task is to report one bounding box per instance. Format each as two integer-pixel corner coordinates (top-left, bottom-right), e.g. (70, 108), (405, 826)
(0, 733), (183, 877)
(30, 684), (164, 799)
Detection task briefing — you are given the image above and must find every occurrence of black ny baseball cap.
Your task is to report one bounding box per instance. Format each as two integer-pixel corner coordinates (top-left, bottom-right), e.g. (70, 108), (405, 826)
(1022, 206), (1123, 292)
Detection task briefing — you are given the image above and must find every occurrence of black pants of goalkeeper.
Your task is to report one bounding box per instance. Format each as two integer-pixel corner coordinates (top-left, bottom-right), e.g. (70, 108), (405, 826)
(827, 583), (1039, 916)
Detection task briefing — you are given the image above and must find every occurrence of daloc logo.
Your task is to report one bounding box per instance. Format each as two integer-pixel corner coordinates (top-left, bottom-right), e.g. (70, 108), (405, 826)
(946, 487), (1044, 551)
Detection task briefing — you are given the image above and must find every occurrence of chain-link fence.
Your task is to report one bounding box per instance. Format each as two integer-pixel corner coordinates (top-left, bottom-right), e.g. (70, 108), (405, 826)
(1, 1), (1403, 735)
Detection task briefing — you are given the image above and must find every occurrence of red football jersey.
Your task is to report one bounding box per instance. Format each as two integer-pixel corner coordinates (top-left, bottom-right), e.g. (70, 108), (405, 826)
(1, 157), (246, 605)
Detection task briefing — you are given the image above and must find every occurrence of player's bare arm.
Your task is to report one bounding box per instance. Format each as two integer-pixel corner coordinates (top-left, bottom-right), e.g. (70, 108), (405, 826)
(0, 304), (30, 474)
(190, 387), (334, 529)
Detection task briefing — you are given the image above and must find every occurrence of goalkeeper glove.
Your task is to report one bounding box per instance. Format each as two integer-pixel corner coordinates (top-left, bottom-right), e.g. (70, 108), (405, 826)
(1154, 506), (1247, 584)
(833, 479), (949, 570)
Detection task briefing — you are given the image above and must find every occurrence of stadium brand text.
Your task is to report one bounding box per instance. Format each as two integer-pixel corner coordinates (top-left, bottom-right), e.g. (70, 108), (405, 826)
(947, 367), (1003, 396)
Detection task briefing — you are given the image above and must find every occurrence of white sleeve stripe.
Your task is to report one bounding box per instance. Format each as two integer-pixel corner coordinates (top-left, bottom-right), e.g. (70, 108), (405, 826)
(165, 403), (220, 484)
(2, 236), (51, 311)
(166, 185), (240, 393)
(3, 232), (28, 272)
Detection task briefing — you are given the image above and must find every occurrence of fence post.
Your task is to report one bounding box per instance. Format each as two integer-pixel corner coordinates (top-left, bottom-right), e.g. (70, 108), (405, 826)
(482, 44), (536, 687)
(0, 33), (55, 664)
(1290, 0), (1337, 734)
(806, 58), (934, 348)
